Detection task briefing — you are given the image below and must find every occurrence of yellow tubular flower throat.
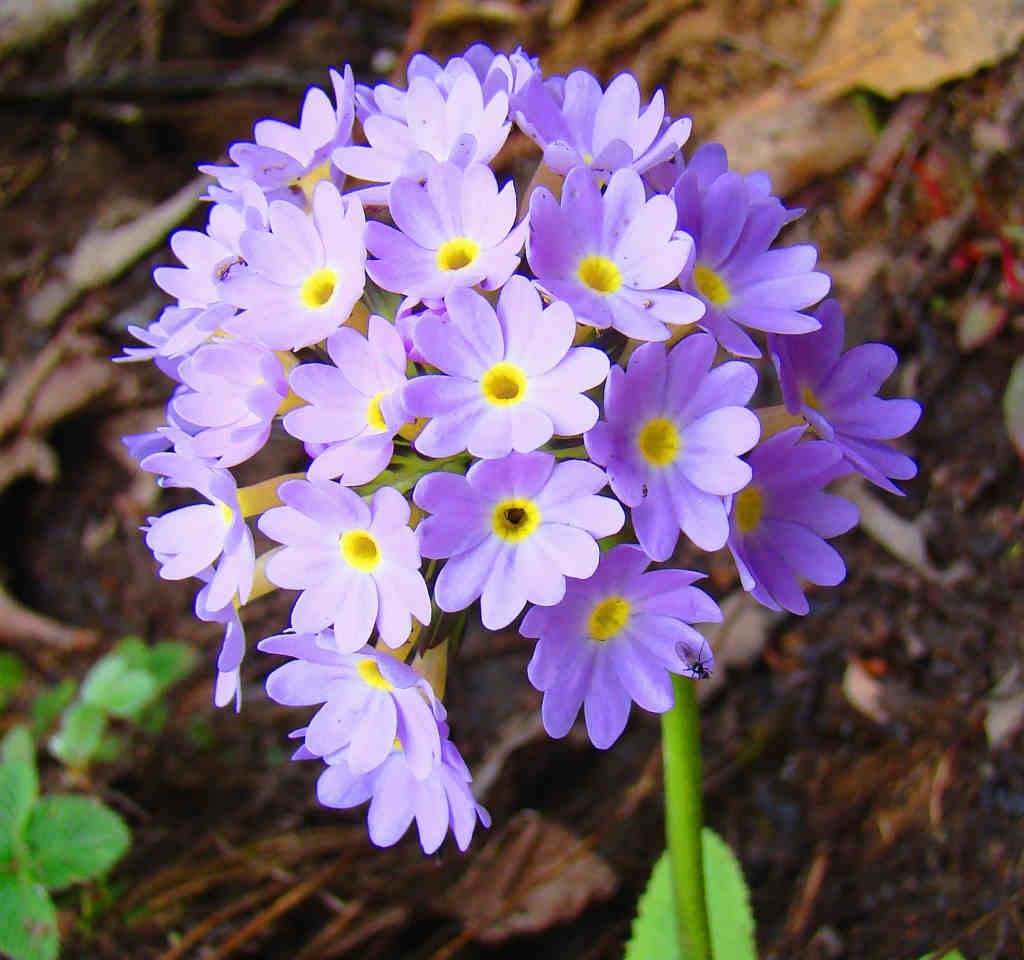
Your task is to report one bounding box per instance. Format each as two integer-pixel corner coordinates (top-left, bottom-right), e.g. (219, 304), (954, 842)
(733, 485), (764, 534)
(588, 595), (630, 641)
(637, 417), (680, 467)
(692, 264), (730, 306)
(436, 237), (480, 272)
(578, 254), (622, 295)
(491, 498), (541, 542)
(340, 529), (381, 572)
(357, 658), (394, 691)
(481, 362), (527, 406)
(300, 268), (337, 309)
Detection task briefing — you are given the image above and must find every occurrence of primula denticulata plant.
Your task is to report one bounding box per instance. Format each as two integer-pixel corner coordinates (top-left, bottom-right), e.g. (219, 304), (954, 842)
(118, 43), (921, 955)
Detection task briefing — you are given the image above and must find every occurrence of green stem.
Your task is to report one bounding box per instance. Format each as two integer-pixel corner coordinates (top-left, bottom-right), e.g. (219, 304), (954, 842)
(661, 676), (712, 960)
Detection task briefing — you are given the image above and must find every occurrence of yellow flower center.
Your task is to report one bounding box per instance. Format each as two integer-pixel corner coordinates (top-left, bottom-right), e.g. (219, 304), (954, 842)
(366, 391), (390, 431)
(357, 658), (394, 691)
(733, 485), (764, 534)
(693, 265), (730, 306)
(291, 161), (333, 206)
(637, 418), (680, 466)
(481, 362), (527, 406)
(340, 529), (381, 572)
(800, 383), (821, 412)
(578, 254), (622, 295)
(217, 501), (234, 526)
(300, 268), (338, 309)
(588, 595), (630, 640)
(436, 237), (480, 272)
(491, 498), (541, 543)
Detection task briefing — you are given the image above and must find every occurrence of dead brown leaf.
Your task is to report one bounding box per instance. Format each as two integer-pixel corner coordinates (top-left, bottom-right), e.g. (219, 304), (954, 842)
(440, 810), (618, 943)
(799, 0), (1024, 101)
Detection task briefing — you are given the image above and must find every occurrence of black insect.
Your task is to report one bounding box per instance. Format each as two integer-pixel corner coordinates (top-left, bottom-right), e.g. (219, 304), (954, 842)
(676, 638), (713, 680)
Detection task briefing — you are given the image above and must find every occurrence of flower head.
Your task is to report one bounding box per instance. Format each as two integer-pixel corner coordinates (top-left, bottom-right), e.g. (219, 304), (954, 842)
(769, 299), (922, 494)
(522, 544), (722, 747)
(403, 278), (609, 458)
(258, 481), (430, 650)
(415, 452), (624, 629)
(726, 427), (859, 614)
(586, 333), (760, 557)
(527, 166), (704, 341)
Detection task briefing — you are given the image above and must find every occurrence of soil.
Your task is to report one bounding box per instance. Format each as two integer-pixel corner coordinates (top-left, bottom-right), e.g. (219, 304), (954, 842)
(0, 1), (1022, 958)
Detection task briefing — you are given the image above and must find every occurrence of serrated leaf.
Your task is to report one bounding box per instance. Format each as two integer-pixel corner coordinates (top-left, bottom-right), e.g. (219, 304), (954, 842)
(144, 641), (196, 693)
(24, 795), (130, 890)
(30, 679), (77, 739)
(0, 652), (25, 710)
(81, 655), (157, 720)
(48, 702), (106, 768)
(626, 830), (756, 960)
(703, 827), (756, 960)
(0, 872), (58, 960)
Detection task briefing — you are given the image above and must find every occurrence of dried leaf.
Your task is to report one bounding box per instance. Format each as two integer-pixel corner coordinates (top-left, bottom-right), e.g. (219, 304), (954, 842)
(710, 87), (876, 196)
(1004, 354), (1024, 459)
(798, 0), (1024, 101)
(956, 293), (1007, 352)
(441, 810), (617, 943)
(984, 666), (1024, 749)
(0, 0), (104, 56)
(842, 659), (890, 724)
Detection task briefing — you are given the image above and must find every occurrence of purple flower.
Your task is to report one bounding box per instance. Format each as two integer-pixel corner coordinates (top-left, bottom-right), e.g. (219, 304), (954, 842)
(200, 68), (354, 206)
(194, 575), (247, 711)
(365, 160), (525, 302)
(522, 544), (721, 748)
(141, 452), (255, 610)
(260, 631), (444, 779)
(116, 302), (236, 364)
(671, 143), (830, 358)
(336, 63), (511, 190)
(403, 278), (609, 458)
(316, 732), (490, 854)
(218, 181), (366, 350)
(258, 480), (430, 650)
(726, 427), (859, 615)
(513, 69), (691, 178)
(768, 298), (921, 494)
(414, 452), (624, 629)
(527, 166), (704, 341)
(283, 315), (408, 484)
(171, 340), (290, 467)
(586, 333), (760, 557)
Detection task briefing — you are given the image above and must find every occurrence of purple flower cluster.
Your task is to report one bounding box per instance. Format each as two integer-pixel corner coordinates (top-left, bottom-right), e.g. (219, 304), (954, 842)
(122, 44), (921, 854)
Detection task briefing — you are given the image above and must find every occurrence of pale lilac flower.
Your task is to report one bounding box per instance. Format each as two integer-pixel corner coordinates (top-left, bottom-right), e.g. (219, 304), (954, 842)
(261, 631), (444, 779)
(336, 62), (511, 189)
(522, 544), (721, 748)
(768, 298), (922, 494)
(218, 181), (366, 350)
(171, 340), (289, 467)
(404, 278), (609, 458)
(141, 452), (255, 610)
(527, 166), (704, 341)
(200, 68), (355, 205)
(414, 452), (624, 629)
(672, 143), (830, 358)
(154, 184), (269, 308)
(194, 574), (247, 711)
(116, 302), (236, 364)
(258, 480), (430, 650)
(726, 427), (859, 615)
(283, 315), (408, 484)
(513, 69), (691, 177)
(365, 160), (525, 302)
(316, 730), (490, 854)
(585, 333), (760, 557)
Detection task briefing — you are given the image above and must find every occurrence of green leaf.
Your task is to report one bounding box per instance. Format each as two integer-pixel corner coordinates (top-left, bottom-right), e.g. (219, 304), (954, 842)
(916, 952), (968, 960)
(48, 702), (107, 768)
(81, 655), (157, 720)
(0, 872), (59, 960)
(0, 764), (37, 867)
(144, 641), (196, 694)
(0, 651), (25, 711)
(1, 726), (35, 767)
(626, 829), (756, 960)
(30, 680), (77, 739)
(24, 795), (130, 890)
